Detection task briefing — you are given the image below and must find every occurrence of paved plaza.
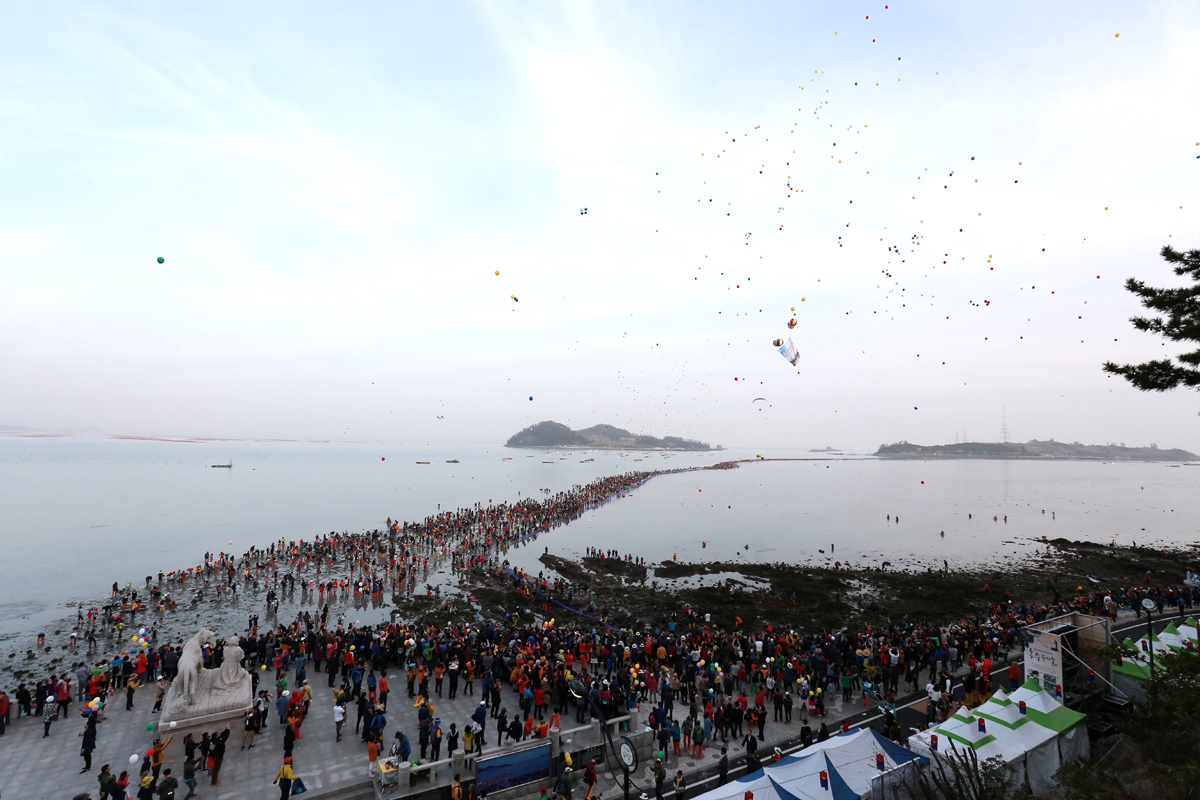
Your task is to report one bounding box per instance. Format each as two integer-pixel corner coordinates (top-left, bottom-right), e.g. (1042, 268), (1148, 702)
(0, 657), (899, 800)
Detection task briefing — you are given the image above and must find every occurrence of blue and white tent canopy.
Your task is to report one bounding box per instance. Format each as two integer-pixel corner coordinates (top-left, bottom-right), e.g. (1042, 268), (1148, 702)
(690, 729), (926, 800)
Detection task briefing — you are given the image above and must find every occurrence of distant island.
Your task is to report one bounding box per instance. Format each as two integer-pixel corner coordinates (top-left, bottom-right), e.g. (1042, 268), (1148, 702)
(809, 446), (842, 453)
(506, 421), (714, 451)
(875, 439), (1197, 461)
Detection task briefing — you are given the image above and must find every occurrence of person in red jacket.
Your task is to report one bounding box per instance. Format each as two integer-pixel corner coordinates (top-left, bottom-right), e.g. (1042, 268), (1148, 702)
(584, 760), (598, 800)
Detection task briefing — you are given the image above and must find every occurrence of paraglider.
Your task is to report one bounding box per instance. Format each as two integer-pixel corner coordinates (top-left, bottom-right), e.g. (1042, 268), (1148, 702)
(753, 397), (767, 403)
(778, 337), (799, 366)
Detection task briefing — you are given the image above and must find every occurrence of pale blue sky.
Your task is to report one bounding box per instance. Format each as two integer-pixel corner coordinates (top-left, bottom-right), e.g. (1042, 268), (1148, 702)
(2, 1), (1199, 450)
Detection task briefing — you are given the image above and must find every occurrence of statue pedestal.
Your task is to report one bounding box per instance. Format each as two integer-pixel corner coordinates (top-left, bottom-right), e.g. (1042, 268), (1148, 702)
(156, 705), (252, 760)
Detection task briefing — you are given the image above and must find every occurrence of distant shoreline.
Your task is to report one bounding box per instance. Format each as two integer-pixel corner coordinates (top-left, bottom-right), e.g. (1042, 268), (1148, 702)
(876, 439), (1197, 462)
(877, 454), (1200, 462)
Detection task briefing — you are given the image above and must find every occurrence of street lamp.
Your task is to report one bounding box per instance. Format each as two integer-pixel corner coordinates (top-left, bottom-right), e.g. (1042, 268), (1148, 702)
(569, 680), (641, 800)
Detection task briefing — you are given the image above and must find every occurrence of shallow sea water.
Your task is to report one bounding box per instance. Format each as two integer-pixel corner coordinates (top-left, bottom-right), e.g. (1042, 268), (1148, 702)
(2, 435), (1196, 636)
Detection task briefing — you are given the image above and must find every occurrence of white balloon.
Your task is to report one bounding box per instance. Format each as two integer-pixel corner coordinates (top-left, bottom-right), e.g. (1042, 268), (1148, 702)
(130, 754), (139, 764)
(169, 721), (177, 729)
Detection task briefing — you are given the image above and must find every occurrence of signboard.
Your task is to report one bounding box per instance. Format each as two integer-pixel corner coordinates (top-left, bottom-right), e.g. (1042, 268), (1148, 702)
(576, 744), (607, 766)
(477, 743), (552, 795)
(1025, 629), (1062, 693)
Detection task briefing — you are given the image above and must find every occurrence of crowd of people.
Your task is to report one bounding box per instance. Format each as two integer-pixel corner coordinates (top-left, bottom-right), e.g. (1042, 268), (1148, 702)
(3, 463), (1198, 800)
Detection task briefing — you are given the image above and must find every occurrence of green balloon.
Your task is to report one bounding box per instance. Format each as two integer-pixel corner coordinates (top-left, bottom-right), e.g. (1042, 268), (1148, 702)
(146, 723), (154, 730)
(156, 257), (164, 264)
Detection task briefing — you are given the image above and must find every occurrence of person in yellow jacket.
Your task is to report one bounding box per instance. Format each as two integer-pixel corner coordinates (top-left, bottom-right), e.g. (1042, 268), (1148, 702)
(273, 756), (295, 799)
(150, 736), (173, 779)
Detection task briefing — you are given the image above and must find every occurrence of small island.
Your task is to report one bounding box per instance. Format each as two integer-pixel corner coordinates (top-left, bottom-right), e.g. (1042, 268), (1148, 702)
(875, 439), (1197, 461)
(506, 421), (713, 451)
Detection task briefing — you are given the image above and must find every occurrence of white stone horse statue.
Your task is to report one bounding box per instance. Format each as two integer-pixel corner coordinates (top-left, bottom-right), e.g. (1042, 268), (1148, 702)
(175, 629), (216, 706)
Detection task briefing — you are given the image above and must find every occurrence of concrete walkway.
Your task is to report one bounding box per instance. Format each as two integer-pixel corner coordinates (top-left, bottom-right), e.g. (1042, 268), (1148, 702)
(5, 607), (1185, 800)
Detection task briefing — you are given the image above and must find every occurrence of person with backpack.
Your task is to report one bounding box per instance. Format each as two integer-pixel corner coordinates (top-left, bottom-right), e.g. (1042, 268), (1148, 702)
(692, 721), (705, 759)
(585, 759), (599, 800)
(156, 768), (178, 800)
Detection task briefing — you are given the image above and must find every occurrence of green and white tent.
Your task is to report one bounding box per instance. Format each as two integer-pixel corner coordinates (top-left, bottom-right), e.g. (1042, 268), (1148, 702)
(908, 680), (1089, 794)
(1111, 617), (1198, 692)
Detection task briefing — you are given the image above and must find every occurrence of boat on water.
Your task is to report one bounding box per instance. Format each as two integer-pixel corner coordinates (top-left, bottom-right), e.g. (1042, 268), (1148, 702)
(211, 462), (232, 468)
(446, 459), (459, 463)
(580, 458), (594, 463)
(503, 457), (514, 461)
(416, 461), (431, 464)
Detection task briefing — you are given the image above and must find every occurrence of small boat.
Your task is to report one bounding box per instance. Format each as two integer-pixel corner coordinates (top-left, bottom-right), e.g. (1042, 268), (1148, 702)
(416, 461), (431, 465)
(446, 459), (459, 463)
(211, 462), (232, 468)
(542, 461), (554, 464)
(503, 457), (514, 461)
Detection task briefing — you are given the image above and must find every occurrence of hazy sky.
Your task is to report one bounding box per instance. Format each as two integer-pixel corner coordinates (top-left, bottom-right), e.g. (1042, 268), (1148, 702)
(3, 1), (1199, 451)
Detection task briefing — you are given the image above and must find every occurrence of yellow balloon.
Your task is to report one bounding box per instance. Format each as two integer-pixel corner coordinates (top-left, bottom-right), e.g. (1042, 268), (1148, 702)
(801, 297), (806, 301)
(791, 307), (795, 311)
(131, 636), (138, 642)
(494, 270), (500, 275)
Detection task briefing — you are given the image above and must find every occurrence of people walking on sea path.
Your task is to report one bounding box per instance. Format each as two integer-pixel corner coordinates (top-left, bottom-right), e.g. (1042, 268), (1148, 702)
(5, 457), (1198, 800)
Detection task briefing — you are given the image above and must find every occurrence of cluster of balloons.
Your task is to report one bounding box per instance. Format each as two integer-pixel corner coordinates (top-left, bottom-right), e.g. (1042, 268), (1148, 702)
(131, 627), (153, 648)
(85, 696), (104, 715)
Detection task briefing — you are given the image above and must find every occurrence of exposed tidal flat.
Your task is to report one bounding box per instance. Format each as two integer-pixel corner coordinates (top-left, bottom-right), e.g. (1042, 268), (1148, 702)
(1, 434), (1197, 644)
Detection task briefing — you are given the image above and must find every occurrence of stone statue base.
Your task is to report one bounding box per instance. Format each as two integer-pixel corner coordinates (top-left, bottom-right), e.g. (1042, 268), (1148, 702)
(155, 704), (251, 760)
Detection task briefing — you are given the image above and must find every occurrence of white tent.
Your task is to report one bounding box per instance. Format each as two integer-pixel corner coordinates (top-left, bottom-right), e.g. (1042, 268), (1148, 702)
(688, 729), (926, 800)
(908, 680), (1089, 794)
(1112, 617), (1199, 692)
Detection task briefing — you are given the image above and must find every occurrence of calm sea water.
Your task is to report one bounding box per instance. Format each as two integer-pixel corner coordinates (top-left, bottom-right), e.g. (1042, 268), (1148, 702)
(1, 435), (1196, 635)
